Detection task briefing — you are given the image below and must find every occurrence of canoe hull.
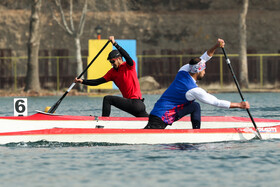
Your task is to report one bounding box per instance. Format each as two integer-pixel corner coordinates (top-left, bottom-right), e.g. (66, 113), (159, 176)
(0, 113), (280, 144)
(0, 126), (279, 145)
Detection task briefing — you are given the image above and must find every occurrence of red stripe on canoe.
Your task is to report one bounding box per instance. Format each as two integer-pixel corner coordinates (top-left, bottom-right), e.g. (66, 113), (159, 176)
(0, 126), (279, 136)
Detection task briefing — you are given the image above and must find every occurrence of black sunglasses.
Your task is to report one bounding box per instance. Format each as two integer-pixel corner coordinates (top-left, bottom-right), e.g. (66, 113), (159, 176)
(109, 58), (118, 64)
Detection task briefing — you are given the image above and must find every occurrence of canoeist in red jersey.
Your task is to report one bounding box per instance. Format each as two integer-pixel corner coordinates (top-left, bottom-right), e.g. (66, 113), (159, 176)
(75, 36), (148, 117)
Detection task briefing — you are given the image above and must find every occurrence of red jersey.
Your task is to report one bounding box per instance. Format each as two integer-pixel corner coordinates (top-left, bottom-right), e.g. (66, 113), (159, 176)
(103, 61), (142, 99)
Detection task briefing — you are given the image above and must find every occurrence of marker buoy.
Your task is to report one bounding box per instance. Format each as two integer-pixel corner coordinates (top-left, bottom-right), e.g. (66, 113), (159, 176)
(44, 106), (51, 113)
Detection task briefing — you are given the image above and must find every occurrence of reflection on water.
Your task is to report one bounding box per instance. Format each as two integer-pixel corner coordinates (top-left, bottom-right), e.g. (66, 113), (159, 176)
(1, 140), (128, 148)
(162, 144), (199, 150)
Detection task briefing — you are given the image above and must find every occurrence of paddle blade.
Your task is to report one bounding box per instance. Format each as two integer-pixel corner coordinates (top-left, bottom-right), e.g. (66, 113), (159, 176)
(48, 100), (61, 113)
(48, 91), (68, 113)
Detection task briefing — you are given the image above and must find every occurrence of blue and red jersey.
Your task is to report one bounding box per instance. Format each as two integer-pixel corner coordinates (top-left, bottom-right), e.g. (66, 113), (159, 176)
(150, 70), (197, 124)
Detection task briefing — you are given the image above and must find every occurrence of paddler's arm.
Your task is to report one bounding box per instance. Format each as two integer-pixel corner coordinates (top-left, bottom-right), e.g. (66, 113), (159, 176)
(206, 38), (225, 57)
(74, 77), (107, 86)
(229, 101), (250, 109)
(186, 87), (250, 109)
(198, 39), (225, 63)
(109, 36), (134, 66)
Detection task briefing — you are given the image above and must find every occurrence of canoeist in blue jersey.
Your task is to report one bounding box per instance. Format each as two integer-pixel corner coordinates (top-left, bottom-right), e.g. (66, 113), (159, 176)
(144, 39), (250, 129)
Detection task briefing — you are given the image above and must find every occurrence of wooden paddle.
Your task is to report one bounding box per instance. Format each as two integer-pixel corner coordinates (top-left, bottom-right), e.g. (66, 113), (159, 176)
(221, 47), (262, 139)
(47, 40), (110, 113)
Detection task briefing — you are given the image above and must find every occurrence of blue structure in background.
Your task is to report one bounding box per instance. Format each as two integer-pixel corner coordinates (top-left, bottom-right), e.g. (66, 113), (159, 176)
(113, 39), (137, 89)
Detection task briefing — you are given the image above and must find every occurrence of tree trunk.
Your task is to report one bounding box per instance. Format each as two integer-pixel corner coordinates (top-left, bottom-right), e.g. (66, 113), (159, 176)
(239, 0), (249, 88)
(75, 37), (84, 91)
(51, 0), (88, 92)
(24, 0), (41, 92)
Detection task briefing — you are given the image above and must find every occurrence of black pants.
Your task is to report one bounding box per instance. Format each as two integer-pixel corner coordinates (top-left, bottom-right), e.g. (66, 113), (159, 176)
(102, 95), (149, 117)
(144, 102), (201, 129)
(144, 114), (168, 129)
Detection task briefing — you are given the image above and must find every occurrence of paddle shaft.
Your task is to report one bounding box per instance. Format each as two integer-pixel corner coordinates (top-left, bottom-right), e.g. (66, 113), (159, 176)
(221, 47), (262, 139)
(48, 40), (110, 113)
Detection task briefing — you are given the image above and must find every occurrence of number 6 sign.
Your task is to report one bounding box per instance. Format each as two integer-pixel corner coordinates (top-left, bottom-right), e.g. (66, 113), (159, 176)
(14, 98), (28, 116)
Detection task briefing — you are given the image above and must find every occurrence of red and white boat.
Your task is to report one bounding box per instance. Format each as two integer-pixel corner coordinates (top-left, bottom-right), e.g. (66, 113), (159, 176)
(0, 111), (280, 144)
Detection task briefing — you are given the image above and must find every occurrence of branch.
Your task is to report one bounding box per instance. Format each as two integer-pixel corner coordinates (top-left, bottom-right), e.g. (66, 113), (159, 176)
(77, 0), (88, 37)
(69, 0), (75, 31)
(54, 0), (73, 35)
(50, 9), (67, 32)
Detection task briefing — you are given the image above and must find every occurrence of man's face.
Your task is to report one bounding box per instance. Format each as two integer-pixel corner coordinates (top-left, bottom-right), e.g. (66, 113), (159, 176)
(197, 69), (206, 80)
(109, 57), (121, 69)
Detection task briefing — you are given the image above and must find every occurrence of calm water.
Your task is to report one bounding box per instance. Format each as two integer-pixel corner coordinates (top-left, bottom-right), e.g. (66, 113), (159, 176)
(0, 93), (280, 187)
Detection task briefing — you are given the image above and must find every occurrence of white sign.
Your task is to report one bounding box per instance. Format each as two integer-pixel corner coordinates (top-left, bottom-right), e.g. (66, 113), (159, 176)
(14, 98), (28, 116)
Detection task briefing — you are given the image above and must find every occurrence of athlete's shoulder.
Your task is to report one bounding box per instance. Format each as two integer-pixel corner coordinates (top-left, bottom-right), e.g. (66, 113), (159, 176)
(178, 64), (191, 73)
(124, 60), (135, 69)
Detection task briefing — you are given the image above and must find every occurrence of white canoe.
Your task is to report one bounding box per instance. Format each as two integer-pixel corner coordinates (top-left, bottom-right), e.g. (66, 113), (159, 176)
(0, 112), (280, 144)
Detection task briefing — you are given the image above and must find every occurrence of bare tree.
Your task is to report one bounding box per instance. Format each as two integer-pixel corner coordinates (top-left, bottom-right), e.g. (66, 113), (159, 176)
(51, 0), (88, 91)
(239, 0), (249, 88)
(24, 0), (42, 92)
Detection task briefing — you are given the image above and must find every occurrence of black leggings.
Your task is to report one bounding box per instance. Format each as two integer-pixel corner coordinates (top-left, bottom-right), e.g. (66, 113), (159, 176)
(102, 95), (149, 117)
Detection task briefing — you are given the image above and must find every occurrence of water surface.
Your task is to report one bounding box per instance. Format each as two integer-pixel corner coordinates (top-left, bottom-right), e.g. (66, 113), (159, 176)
(0, 93), (280, 186)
